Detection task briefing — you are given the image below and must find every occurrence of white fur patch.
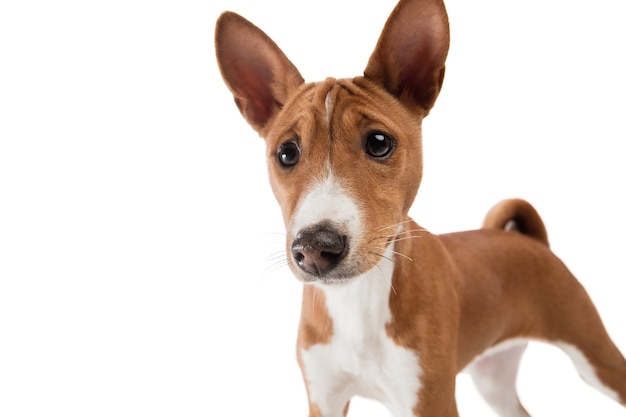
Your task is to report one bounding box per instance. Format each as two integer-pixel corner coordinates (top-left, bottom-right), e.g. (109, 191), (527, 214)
(290, 174), (361, 240)
(299, 243), (422, 417)
(324, 90), (334, 127)
(557, 342), (621, 402)
(465, 339), (530, 417)
(464, 338), (529, 371)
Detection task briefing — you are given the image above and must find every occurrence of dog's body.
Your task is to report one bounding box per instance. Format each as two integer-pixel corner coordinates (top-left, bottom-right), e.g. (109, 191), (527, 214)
(215, 0), (626, 415)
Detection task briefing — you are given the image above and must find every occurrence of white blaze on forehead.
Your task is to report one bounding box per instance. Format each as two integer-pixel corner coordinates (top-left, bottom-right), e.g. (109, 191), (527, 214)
(324, 90), (334, 127)
(291, 174), (361, 238)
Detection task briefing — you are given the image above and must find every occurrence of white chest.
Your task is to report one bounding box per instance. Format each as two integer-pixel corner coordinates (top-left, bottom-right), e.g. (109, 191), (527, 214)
(299, 247), (422, 417)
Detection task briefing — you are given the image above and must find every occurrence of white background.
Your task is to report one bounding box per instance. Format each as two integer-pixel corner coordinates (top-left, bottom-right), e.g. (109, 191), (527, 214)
(1, 0), (625, 416)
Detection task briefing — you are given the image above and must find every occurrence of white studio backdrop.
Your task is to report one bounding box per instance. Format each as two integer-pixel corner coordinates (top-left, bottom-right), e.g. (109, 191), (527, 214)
(1, 0), (625, 416)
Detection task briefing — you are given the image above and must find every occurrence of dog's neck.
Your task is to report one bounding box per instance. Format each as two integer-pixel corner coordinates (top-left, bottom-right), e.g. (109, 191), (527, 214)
(312, 242), (397, 371)
(300, 241), (424, 414)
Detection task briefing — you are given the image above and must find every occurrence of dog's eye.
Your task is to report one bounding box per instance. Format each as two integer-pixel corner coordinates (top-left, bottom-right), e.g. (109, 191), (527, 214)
(365, 132), (394, 159)
(277, 141), (300, 167)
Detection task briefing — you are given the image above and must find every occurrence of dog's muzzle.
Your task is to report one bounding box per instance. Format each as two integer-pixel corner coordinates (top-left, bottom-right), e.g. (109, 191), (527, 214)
(291, 223), (347, 277)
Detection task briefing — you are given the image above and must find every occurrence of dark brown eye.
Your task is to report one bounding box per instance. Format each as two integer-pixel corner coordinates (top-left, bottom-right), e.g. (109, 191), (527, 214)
(277, 141), (300, 167)
(365, 132), (394, 159)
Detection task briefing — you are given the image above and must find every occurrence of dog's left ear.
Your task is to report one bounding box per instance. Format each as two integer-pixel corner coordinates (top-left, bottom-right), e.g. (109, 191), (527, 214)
(364, 0), (450, 113)
(215, 12), (304, 135)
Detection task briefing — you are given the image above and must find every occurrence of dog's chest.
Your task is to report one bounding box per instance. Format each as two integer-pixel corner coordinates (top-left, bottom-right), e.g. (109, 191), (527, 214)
(299, 252), (422, 414)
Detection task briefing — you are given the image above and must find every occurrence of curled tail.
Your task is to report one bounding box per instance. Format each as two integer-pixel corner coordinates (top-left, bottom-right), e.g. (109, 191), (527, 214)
(483, 199), (549, 247)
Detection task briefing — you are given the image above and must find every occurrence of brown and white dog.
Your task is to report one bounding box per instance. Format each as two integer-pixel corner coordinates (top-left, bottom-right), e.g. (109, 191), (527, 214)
(214, 0), (626, 415)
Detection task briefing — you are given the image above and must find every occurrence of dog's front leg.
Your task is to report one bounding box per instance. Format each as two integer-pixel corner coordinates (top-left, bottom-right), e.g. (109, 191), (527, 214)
(302, 381), (350, 417)
(411, 379), (459, 417)
(305, 399), (350, 417)
(299, 361), (458, 417)
(298, 356), (351, 417)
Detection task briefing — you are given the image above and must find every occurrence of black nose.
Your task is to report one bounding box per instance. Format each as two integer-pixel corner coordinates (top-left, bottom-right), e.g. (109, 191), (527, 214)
(291, 224), (347, 276)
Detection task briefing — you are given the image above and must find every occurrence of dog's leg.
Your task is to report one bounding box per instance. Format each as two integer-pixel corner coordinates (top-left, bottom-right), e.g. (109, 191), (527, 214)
(542, 282), (626, 406)
(546, 278), (626, 405)
(555, 331), (626, 406)
(306, 400), (349, 417)
(466, 340), (531, 417)
(520, 278), (626, 407)
(482, 199), (626, 407)
(300, 368), (352, 417)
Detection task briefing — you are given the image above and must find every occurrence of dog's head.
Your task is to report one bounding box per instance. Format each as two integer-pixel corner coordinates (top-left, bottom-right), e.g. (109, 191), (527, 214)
(215, 0), (449, 285)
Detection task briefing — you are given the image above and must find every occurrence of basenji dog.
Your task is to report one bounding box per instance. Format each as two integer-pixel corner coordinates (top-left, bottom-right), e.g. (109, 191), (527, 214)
(214, 0), (626, 415)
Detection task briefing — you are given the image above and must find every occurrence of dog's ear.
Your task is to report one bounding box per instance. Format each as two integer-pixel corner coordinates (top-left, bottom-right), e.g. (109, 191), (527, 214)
(215, 12), (304, 134)
(364, 0), (449, 113)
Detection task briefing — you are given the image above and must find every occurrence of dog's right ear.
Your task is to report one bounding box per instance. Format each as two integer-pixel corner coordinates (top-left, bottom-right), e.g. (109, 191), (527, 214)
(215, 12), (304, 135)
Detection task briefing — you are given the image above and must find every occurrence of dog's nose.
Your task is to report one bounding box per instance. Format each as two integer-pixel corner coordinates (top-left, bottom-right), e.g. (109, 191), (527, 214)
(291, 225), (346, 276)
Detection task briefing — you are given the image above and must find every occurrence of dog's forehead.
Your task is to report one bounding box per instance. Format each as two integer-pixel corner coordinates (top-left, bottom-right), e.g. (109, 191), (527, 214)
(266, 77), (416, 147)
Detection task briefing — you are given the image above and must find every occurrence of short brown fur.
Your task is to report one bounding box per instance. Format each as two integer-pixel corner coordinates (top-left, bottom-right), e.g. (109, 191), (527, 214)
(215, 0), (626, 415)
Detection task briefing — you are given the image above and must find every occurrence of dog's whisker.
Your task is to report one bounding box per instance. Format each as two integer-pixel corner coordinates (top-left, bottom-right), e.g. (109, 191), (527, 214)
(262, 259), (289, 277)
(368, 228), (426, 243)
(374, 219), (415, 233)
(374, 263), (397, 296)
(263, 263), (286, 277)
(368, 251), (395, 264)
(373, 220), (410, 233)
(388, 249), (414, 262)
(265, 251), (287, 262)
(371, 236), (422, 252)
(386, 235), (423, 244)
(264, 252), (287, 263)
(370, 246), (415, 262)
(393, 228), (426, 236)
(266, 241), (288, 247)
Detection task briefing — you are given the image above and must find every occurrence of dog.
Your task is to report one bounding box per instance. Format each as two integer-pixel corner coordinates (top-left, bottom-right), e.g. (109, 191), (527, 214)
(214, 0), (626, 415)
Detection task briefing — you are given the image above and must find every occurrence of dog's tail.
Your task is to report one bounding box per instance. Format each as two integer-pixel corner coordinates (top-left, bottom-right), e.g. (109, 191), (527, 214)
(482, 199), (549, 247)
